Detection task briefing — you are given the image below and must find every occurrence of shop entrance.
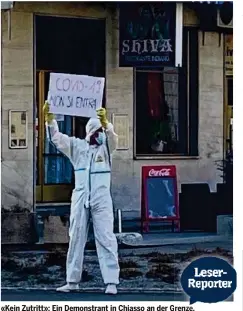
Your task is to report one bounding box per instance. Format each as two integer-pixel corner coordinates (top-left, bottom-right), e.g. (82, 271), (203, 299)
(224, 76), (233, 155)
(35, 15), (105, 203)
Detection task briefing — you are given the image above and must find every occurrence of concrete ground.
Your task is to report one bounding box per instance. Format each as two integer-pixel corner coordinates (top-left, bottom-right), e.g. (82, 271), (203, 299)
(120, 232), (232, 248)
(1, 289), (189, 301)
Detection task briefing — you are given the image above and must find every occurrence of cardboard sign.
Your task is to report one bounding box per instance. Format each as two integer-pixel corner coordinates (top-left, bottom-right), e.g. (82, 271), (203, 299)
(48, 73), (105, 118)
(141, 165), (180, 232)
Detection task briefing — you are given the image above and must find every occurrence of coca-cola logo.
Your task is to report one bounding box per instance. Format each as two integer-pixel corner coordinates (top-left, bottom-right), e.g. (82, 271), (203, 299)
(149, 168), (171, 177)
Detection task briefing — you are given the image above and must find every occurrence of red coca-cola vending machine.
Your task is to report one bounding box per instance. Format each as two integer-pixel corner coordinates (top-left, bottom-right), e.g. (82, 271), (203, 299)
(141, 165), (180, 233)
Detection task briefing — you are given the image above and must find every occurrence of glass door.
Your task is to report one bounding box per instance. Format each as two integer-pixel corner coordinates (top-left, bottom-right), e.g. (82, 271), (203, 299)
(36, 70), (74, 202)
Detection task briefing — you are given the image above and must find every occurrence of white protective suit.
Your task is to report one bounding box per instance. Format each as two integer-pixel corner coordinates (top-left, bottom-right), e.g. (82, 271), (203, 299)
(46, 118), (120, 285)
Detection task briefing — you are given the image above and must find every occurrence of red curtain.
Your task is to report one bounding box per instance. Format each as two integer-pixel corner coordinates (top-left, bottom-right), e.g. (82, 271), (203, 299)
(147, 72), (164, 119)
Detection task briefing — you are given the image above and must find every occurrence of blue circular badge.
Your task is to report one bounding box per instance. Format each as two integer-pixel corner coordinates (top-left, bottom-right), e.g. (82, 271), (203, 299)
(180, 256), (236, 304)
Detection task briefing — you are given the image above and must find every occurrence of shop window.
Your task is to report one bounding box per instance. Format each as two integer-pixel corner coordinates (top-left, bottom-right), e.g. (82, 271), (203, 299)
(227, 77), (233, 106)
(134, 28), (199, 158)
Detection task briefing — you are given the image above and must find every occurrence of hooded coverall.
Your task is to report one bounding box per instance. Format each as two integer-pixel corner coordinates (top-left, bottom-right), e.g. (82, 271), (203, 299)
(46, 118), (120, 285)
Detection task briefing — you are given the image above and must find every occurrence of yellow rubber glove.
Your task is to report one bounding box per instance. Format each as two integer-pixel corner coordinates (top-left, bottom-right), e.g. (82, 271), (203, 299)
(97, 107), (109, 129)
(43, 101), (54, 124)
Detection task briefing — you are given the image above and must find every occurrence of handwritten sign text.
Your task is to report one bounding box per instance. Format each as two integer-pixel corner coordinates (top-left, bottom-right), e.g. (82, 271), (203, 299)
(48, 73), (105, 118)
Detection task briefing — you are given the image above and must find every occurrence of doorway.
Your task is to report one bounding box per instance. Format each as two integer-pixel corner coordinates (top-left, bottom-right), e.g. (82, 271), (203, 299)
(35, 15), (106, 202)
(224, 76), (233, 156)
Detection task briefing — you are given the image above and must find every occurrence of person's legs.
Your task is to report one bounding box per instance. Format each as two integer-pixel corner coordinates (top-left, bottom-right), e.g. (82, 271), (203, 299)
(57, 195), (89, 292)
(91, 198), (120, 290)
(66, 205), (89, 283)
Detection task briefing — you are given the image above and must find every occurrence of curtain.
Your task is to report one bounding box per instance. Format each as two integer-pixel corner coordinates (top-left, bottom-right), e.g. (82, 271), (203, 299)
(147, 72), (163, 119)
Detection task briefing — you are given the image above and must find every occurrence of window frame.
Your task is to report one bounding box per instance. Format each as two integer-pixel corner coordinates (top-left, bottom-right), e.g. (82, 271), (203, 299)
(133, 27), (199, 159)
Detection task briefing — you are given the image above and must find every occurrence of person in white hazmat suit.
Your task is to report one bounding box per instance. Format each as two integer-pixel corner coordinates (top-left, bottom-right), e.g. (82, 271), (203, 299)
(43, 101), (120, 294)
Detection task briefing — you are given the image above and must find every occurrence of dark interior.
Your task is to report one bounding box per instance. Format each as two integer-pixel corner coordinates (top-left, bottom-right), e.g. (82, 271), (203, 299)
(35, 15), (106, 138)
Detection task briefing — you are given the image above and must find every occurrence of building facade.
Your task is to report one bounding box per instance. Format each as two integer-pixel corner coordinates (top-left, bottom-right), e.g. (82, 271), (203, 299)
(1, 2), (233, 242)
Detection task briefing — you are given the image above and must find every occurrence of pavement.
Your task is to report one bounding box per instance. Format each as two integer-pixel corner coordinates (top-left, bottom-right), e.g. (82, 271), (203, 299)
(120, 232), (232, 247)
(1, 289), (189, 301)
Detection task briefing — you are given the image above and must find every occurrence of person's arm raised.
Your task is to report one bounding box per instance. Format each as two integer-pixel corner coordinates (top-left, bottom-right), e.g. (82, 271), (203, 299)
(97, 107), (118, 155)
(105, 122), (118, 155)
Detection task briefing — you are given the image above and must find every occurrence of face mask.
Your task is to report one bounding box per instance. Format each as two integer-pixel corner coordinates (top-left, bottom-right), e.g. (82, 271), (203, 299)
(95, 132), (106, 145)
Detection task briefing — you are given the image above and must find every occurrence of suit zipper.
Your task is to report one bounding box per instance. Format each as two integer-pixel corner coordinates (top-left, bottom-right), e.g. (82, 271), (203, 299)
(87, 153), (94, 208)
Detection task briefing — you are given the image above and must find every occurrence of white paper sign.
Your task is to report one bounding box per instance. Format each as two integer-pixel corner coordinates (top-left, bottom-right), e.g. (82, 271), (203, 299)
(47, 73), (105, 118)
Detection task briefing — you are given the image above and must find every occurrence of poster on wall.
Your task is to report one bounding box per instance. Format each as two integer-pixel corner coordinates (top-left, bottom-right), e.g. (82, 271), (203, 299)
(112, 113), (129, 150)
(9, 110), (28, 149)
(47, 72), (105, 118)
(119, 2), (176, 67)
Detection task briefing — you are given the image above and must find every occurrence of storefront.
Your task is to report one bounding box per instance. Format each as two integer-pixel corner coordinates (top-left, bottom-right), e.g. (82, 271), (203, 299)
(1, 2), (232, 242)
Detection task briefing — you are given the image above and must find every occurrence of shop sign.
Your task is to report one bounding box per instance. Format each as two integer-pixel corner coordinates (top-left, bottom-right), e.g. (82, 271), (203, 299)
(119, 3), (176, 67)
(225, 34), (233, 76)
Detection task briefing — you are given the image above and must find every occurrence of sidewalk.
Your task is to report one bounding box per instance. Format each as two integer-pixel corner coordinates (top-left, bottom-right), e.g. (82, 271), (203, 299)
(118, 232), (232, 247)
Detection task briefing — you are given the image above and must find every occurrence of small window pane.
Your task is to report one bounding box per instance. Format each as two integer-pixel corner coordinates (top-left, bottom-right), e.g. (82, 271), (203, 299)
(44, 155), (72, 184)
(135, 67), (186, 155)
